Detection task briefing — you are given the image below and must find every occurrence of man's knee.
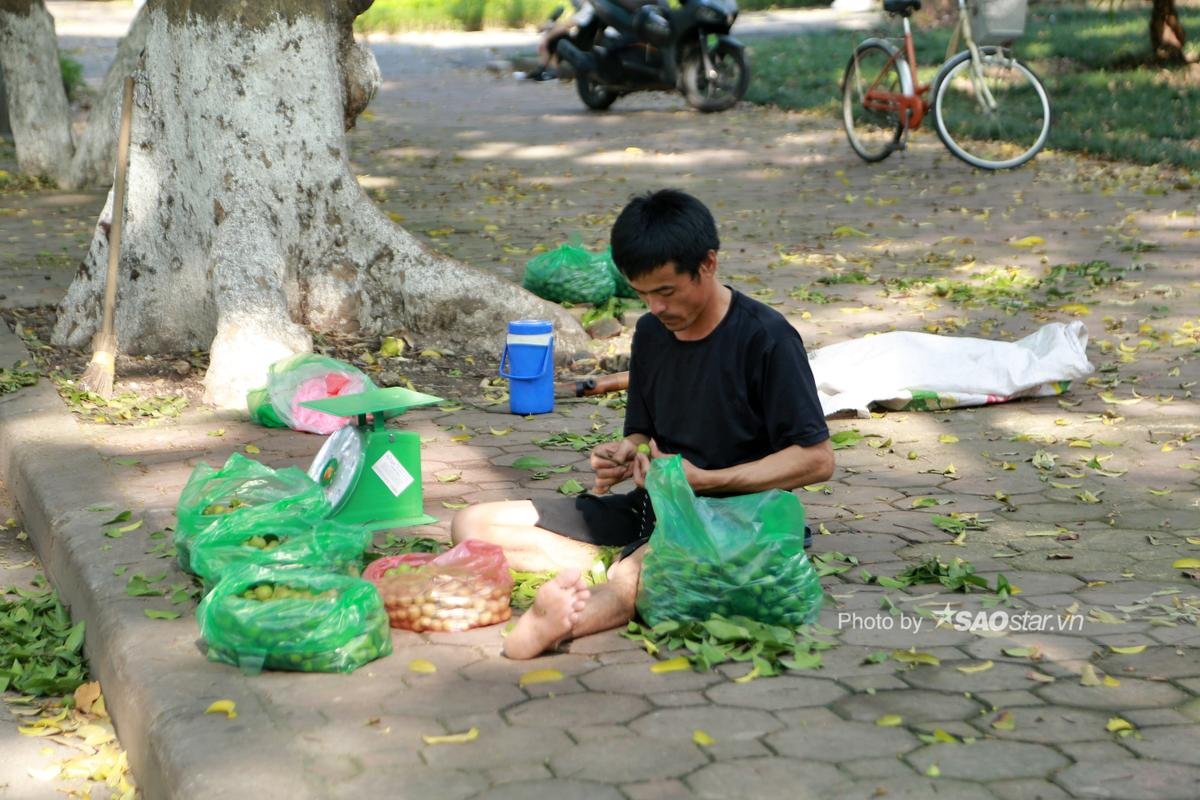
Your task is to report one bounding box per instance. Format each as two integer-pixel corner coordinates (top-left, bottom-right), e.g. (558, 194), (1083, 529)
(450, 503), (488, 544)
(607, 551), (644, 609)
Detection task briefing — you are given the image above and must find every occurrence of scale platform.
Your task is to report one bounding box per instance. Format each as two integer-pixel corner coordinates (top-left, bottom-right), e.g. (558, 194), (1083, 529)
(302, 386), (444, 531)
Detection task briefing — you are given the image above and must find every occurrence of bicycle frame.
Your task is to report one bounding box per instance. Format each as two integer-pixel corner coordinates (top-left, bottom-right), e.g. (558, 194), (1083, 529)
(857, 0), (1004, 132)
(858, 15), (929, 130)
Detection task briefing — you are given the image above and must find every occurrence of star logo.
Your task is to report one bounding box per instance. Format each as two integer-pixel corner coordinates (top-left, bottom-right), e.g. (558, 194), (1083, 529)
(932, 603), (957, 629)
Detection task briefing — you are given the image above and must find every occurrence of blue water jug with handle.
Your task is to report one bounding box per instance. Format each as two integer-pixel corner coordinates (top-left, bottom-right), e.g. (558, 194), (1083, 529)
(499, 320), (554, 415)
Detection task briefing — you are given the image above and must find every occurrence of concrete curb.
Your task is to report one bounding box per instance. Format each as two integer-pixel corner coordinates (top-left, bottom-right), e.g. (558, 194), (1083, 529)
(0, 326), (323, 800)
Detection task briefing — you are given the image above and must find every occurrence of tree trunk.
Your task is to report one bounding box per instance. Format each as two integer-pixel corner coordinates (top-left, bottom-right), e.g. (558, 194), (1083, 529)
(62, 3), (153, 189)
(1149, 0), (1187, 63)
(50, 0), (586, 409)
(0, 0), (74, 182)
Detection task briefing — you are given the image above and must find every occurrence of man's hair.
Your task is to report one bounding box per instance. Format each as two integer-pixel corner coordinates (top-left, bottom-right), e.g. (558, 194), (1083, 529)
(610, 189), (720, 281)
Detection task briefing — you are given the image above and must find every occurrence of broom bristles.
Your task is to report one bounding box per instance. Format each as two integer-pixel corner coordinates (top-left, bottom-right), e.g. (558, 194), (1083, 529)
(80, 331), (117, 399)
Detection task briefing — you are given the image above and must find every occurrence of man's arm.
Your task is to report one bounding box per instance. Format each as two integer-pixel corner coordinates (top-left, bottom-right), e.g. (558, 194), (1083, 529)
(637, 439), (834, 495)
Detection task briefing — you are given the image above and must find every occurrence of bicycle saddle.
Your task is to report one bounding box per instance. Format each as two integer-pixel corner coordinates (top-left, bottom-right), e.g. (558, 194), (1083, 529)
(883, 0), (921, 15)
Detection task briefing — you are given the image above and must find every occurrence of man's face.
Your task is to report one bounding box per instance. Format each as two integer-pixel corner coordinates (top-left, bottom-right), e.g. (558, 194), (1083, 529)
(628, 254), (717, 336)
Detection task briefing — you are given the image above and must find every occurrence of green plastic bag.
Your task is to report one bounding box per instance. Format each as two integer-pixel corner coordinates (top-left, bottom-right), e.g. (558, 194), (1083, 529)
(637, 456), (823, 628)
(197, 563), (392, 675)
(174, 453), (330, 574)
(592, 247), (640, 299)
(522, 239), (616, 305)
(187, 513), (372, 588)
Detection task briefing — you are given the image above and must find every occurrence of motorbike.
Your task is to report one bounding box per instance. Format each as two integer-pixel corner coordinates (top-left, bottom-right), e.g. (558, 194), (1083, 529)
(555, 0), (749, 113)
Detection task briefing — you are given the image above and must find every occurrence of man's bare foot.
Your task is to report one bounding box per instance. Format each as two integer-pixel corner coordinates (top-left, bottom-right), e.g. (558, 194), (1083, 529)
(502, 568), (590, 660)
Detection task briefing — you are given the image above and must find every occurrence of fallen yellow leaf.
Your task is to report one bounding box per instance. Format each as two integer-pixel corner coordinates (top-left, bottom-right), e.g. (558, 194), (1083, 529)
(939, 434), (959, 444)
(650, 656), (692, 674)
(204, 699), (237, 719)
(956, 660), (994, 674)
(693, 729), (716, 746)
(519, 669), (565, 687)
(891, 648), (940, 666)
(990, 710), (1016, 731)
(244, 444), (260, 455)
(1108, 645), (1147, 655)
(1106, 717), (1134, 733)
(1011, 235), (1045, 248)
(1173, 558), (1200, 569)
(733, 666), (761, 684)
(1079, 664), (1102, 687)
(831, 225), (869, 238)
(1058, 303), (1091, 316)
(1103, 675), (1121, 688)
(876, 714), (903, 727)
(422, 727), (479, 745)
(408, 659), (437, 674)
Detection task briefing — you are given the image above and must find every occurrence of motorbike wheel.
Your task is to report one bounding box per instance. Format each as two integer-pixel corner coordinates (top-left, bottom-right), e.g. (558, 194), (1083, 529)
(682, 41), (749, 113)
(576, 74), (617, 111)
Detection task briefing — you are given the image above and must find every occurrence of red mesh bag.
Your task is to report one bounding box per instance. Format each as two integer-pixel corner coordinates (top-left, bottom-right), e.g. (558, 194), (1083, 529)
(364, 540), (513, 633)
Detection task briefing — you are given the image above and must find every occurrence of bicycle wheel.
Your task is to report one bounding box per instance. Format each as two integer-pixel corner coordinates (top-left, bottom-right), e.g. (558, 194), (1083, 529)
(841, 43), (904, 163)
(933, 47), (1051, 170)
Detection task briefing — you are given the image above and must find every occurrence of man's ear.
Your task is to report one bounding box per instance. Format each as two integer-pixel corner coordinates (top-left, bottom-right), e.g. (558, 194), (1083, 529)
(699, 250), (718, 277)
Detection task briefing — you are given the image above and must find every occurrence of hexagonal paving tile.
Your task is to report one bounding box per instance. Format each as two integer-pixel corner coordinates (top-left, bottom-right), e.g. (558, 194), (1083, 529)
(905, 740), (1069, 781)
(629, 706), (782, 741)
(836, 777), (997, 800)
(705, 674), (847, 710)
(766, 719), (921, 762)
(833, 689), (984, 724)
(581, 662), (725, 694)
(900, 660), (1040, 693)
(685, 756), (848, 799)
(1123, 725), (1200, 766)
(473, 779), (625, 800)
(1055, 760), (1200, 800)
(421, 725), (573, 770)
(1096, 646), (1200, 680)
(549, 735), (708, 783)
(1034, 677), (1189, 709)
(505, 692), (649, 727)
(968, 705), (1112, 743)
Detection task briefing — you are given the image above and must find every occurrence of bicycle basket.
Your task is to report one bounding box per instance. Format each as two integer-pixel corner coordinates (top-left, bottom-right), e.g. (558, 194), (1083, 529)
(969, 0), (1027, 46)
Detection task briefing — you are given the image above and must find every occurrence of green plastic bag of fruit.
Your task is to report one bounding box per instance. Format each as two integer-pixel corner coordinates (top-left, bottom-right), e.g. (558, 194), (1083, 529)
(522, 238), (616, 305)
(636, 455), (823, 628)
(197, 563), (392, 675)
(187, 512), (372, 588)
(174, 453), (330, 573)
(591, 246), (640, 300)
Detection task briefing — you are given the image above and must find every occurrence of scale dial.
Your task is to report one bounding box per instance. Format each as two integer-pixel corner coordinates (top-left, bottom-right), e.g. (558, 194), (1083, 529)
(307, 425), (366, 510)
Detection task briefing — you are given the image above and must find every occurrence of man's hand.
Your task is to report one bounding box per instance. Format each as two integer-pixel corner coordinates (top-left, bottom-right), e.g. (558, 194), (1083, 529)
(590, 437), (640, 495)
(631, 440), (710, 491)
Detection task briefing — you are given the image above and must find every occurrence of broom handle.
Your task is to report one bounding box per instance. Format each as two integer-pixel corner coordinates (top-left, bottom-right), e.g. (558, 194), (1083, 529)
(100, 76), (135, 339)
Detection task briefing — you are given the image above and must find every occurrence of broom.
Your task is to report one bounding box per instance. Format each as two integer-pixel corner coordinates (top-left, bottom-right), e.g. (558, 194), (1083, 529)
(80, 75), (135, 398)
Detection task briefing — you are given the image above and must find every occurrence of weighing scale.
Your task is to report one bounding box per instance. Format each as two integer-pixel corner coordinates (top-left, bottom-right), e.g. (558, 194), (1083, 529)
(301, 386), (444, 530)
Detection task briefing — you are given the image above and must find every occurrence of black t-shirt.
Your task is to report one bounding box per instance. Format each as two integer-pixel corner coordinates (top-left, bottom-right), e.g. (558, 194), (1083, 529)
(623, 289), (829, 475)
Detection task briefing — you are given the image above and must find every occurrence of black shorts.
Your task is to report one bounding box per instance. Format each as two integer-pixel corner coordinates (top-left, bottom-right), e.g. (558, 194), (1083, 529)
(530, 488), (655, 560)
(531, 488), (815, 560)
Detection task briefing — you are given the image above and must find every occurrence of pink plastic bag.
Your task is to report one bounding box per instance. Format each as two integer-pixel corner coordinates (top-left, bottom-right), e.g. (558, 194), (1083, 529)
(365, 540), (513, 633)
(289, 371), (367, 435)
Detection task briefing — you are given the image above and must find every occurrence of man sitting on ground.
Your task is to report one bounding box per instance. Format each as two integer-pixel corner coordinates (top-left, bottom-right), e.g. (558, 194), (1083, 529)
(451, 188), (834, 658)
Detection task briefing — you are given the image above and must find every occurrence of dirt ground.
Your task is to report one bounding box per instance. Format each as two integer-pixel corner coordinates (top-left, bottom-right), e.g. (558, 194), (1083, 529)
(1, 28), (1198, 421)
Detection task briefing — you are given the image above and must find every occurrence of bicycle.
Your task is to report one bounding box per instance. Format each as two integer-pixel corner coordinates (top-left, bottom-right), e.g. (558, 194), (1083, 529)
(841, 0), (1051, 170)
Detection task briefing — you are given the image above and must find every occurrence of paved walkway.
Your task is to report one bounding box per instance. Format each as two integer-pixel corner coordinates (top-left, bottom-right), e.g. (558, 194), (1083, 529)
(0, 4), (1197, 800)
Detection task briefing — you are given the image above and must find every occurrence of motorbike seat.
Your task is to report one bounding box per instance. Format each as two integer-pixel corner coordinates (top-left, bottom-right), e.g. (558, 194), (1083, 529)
(592, 0), (659, 31)
(882, 0), (921, 16)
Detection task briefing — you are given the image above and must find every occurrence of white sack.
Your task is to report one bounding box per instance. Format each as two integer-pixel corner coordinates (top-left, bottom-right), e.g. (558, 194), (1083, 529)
(810, 320), (1094, 418)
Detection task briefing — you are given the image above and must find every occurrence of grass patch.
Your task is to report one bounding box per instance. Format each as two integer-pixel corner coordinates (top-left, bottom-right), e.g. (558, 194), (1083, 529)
(354, 0), (828, 32)
(355, 0), (564, 32)
(746, 3), (1200, 168)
